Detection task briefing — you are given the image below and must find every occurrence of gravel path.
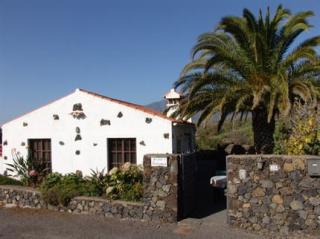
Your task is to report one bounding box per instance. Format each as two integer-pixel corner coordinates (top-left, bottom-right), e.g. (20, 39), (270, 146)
(0, 207), (261, 239)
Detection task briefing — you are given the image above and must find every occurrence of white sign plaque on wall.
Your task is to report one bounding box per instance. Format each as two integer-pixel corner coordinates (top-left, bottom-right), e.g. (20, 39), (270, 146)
(151, 157), (168, 167)
(239, 169), (247, 180)
(270, 164), (280, 172)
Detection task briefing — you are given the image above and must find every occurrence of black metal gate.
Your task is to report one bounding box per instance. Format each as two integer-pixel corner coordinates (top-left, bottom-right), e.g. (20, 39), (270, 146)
(178, 153), (197, 220)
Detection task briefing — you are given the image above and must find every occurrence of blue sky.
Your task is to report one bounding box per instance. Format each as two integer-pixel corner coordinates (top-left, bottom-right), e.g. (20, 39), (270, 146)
(0, 0), (320, 124)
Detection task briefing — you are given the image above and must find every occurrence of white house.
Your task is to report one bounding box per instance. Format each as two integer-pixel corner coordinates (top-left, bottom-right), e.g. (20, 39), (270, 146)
(0, 88), (195, 175)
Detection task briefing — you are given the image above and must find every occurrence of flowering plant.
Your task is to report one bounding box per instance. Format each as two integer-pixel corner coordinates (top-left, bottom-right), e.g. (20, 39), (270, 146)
(6, 152), (50, 187)
(28, 170), (38, 177)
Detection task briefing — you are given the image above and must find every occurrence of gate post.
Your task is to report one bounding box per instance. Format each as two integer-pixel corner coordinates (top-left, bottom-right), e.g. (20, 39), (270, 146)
(143, 154), (179, 222)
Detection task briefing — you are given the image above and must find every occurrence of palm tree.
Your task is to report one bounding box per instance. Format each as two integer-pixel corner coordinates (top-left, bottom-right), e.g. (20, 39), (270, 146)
(174, 5), (320, 153)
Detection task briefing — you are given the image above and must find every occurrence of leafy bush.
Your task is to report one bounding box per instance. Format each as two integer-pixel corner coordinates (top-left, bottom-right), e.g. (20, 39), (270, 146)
(104, 163), (143, 202)
(273, 120), (291, 154)
(40, 173), (87, 206)
(84, 168), (106, 196)
(273, 101), (320, 155)
(40, 164), (143, 206)
(197, 120), (253, 150)
(6, 153), (50, 187)
(286, 117), (318, 155)
(40, 169), (108, 206)
(40, 173), (63, 206)
(0, 175), (23, 186)
(40, 172), (63, 189)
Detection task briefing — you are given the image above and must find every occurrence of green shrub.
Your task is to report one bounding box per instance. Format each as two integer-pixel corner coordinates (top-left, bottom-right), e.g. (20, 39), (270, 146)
(0, 175), (23, 186)
(40, 173), (63, 189)
(273, 120), (290, 154)
(83, 168), (106, 196)
(40, 165), (143, 206)
(286, 114), (320, 155)
(104, 163), (143, 202)
(40, 170), (108, 206)
(40, 173), (86, 206)
(197, 120), (253, 150)
(121, 182), (143, 202)
(273, 101), (320, 155)
(42, 186), (60, 206)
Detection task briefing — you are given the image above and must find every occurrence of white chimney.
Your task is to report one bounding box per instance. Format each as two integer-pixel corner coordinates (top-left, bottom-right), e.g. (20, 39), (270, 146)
(164, 89), (191, 122)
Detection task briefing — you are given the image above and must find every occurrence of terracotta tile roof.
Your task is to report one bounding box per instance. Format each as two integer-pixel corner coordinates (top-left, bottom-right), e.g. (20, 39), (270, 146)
(78, 88), (193, 125)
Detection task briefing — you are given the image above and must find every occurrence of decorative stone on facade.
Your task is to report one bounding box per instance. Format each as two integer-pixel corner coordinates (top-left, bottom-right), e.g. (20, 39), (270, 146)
(53, 114), (59, 120)
(0, 155), (180, 223)
(227, 155), (320, 235)
(145, 118), (152, 124)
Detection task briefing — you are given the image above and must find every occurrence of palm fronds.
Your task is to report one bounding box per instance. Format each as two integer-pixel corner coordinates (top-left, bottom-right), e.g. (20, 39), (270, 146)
(175, 5), (320, 151)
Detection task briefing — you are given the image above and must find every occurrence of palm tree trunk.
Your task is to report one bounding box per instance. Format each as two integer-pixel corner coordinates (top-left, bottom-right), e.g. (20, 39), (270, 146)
(252, 106), (275, 153)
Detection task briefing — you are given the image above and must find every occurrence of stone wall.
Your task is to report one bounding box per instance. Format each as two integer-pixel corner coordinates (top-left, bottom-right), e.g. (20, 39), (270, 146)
(0, 154), (180, 223)
(0, 185), (44, 208)
(227, 155), (320, 235)
(143, 154), (179, 223)
(0, 185), (145, 219)
(68, 197), (144, 219)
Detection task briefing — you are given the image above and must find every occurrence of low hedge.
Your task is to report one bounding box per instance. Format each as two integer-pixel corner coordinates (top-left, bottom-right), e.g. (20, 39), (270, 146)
(40, 172), (101, 206)
(0, 175), (23, 186)
(104, 164), (143, 202)
(40, 164), (143, 207)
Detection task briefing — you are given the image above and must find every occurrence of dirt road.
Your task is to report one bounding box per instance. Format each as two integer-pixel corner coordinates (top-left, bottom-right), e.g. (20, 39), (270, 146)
(0, 207), (262, 239)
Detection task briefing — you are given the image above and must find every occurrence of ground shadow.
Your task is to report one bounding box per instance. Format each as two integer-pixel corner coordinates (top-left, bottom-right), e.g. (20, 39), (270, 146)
(189, 150), (227, 219)
(189, 177), (226, 218)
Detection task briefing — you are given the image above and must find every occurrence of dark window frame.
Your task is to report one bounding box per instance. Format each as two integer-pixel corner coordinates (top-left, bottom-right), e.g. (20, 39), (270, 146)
(107, 138), (136, 169)
(28, 138), (52, 172)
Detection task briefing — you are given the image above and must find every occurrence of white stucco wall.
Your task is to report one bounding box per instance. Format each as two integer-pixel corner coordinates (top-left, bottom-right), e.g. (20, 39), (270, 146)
(1, 90), (177, 175)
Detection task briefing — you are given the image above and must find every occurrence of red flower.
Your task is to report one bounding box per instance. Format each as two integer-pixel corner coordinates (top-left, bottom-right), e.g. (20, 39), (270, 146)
(28, 170), (38, 177)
